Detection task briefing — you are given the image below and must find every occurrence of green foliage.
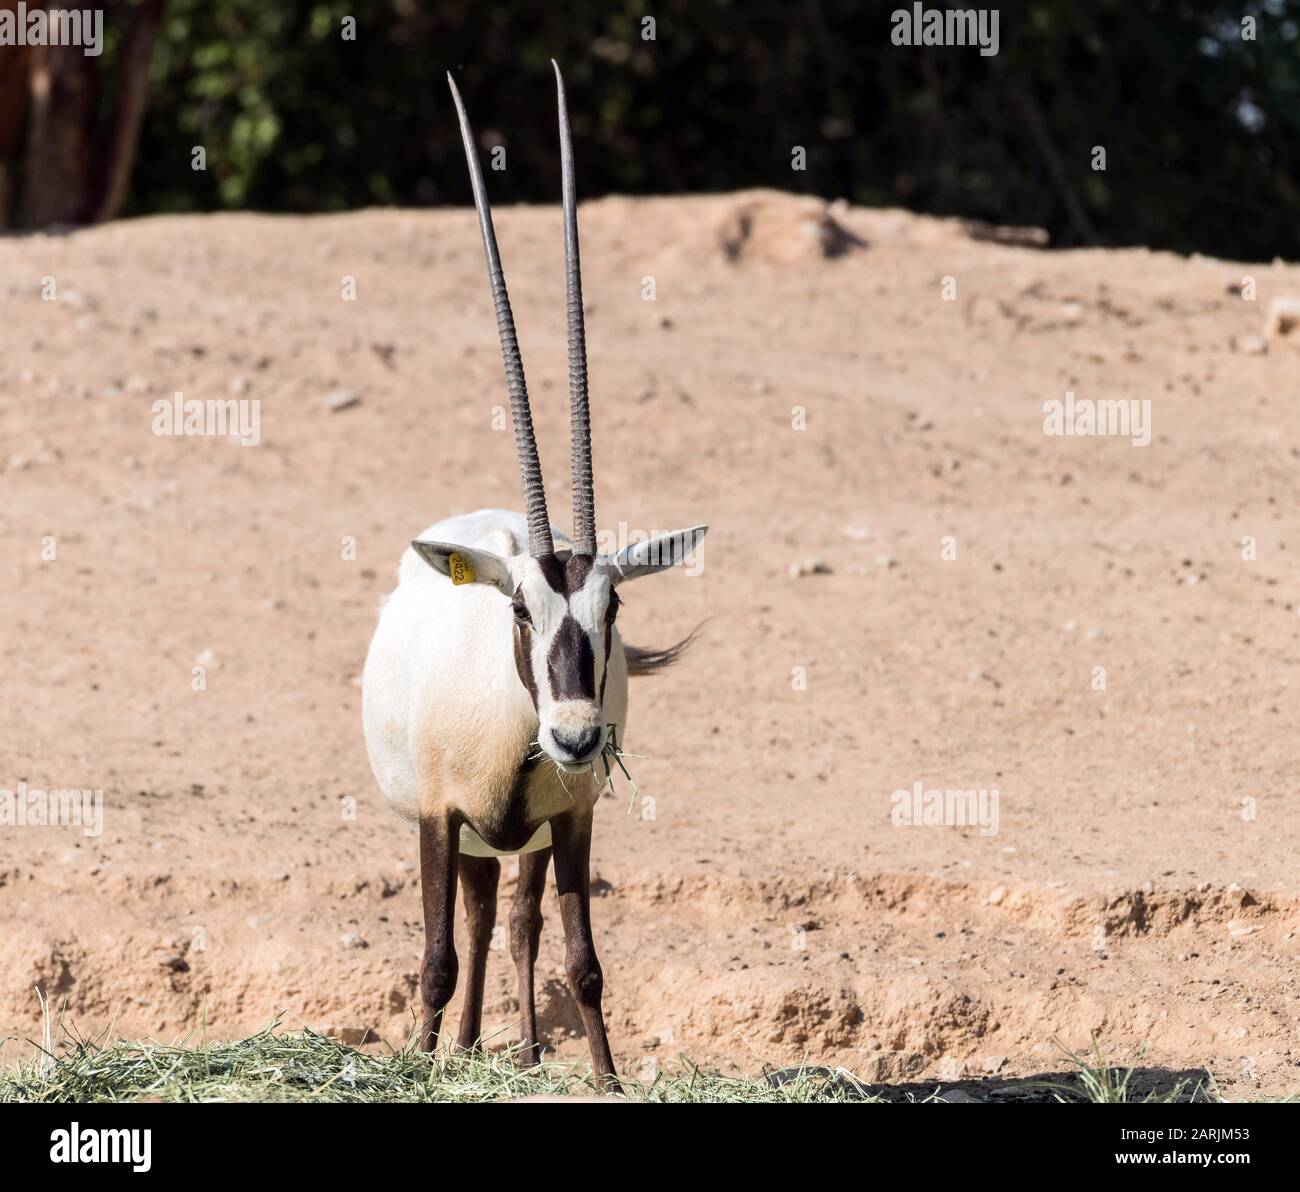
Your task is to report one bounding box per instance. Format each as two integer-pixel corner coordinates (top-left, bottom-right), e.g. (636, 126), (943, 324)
(118, 0), (1300, 260)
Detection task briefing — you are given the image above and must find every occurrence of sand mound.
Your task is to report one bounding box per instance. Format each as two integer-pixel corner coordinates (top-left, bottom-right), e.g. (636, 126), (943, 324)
(3, 194), (1300, 1093)
(716, 193), (866, 264)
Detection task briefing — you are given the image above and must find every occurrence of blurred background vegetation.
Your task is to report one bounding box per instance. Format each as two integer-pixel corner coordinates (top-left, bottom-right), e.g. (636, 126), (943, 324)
(1, 0), (1297, 259)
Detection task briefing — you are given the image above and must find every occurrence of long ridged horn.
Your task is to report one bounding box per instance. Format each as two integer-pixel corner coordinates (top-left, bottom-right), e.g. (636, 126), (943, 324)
(553, 61), (596, 556)
(447, 72), (553, 557)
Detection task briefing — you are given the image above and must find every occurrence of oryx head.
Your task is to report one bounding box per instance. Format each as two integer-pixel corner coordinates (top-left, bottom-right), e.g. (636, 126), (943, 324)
(412, 64), (707, 773)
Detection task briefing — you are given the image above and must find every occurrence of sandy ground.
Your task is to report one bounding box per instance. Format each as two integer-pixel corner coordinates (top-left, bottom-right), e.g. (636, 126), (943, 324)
(3, 190), (1300, 1095)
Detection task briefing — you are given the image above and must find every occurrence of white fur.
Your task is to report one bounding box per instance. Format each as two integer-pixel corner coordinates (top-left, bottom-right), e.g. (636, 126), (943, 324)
(363, 509), (707, 857)
(362, 510), (628, 855)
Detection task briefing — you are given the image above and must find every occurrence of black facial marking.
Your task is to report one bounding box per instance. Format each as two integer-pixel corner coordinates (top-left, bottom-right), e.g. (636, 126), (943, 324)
(511, 588), (532, 626)
(565, 553), (595, 591)
(599, 621), (612, 704)
(536, 553), (567, 595)
(511, 553), (610, 708)
(513, 621), (539, 708)
(548, 614), (595, 701)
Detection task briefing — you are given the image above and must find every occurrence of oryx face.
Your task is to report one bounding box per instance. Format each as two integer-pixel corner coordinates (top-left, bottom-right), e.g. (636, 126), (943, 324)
(411, 525), (706, 772)
(511, 553), (617, 769)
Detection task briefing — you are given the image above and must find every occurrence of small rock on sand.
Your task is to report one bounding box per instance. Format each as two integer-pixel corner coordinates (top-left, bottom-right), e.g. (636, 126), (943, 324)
(788, 558), (833, 577)
(325, 389), (361, 411)
(1265, 296), (1300, 339)
(937, 1088), (984, 1103)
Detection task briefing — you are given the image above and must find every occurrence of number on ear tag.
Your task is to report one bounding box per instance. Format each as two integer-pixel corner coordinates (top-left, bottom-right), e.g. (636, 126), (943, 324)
(449, 552), (476, 585)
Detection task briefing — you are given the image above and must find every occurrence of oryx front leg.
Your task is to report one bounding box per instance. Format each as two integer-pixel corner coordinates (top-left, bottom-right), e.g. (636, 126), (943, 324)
(550, 811), (618, 1089)
(510, 847), (551, 1066)
(418, 813), (460, 1053)
(455, 854), (501, 1051)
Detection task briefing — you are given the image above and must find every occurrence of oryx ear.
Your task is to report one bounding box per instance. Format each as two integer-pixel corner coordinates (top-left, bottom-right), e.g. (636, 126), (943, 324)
(606, 525), (708, 584)
(410, 540), (514, 595)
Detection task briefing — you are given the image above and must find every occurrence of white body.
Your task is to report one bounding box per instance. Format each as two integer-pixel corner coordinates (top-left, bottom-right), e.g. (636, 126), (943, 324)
(362, 509), (628, 856)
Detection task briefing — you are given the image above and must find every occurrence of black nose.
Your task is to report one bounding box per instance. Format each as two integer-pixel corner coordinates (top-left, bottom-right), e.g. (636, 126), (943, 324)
(554, 726), (602, 760)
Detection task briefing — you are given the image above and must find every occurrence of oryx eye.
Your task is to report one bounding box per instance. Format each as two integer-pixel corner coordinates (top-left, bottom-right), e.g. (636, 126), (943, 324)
(512, 592), (532, 626)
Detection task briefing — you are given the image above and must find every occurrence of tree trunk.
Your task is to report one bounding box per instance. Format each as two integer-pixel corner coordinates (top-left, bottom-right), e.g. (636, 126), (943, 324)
(23, 43), (99, 227)
(16, 0), (167, 228)
(0, 6), (36, 227)
(94, 0), (167, 223)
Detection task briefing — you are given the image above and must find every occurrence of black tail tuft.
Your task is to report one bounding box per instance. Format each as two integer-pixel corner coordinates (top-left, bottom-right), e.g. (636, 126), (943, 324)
(624, 623), (705, 676)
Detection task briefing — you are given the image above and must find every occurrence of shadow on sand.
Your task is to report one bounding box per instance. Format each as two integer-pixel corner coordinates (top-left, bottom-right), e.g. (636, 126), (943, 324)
(766, 1066), (1217, 1104)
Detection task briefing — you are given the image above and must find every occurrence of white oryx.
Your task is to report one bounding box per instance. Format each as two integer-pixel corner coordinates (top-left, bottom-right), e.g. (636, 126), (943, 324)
(362, 63), (707, 1085)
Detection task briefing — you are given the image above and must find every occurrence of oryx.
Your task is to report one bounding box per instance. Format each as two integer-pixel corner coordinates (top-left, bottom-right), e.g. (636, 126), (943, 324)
(362, 63), (707, 1085)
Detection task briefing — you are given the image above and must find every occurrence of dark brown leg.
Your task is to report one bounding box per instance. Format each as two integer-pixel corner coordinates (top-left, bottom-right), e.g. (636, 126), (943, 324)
(455, 854), (501, 1050)
(510, 847), (551, 1066)
(549, 811), (618, 1089)
(418, 813), (460, 1053)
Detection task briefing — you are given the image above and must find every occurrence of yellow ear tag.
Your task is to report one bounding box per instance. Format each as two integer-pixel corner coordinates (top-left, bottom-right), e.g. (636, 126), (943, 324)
(448, 553), (476, 586)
